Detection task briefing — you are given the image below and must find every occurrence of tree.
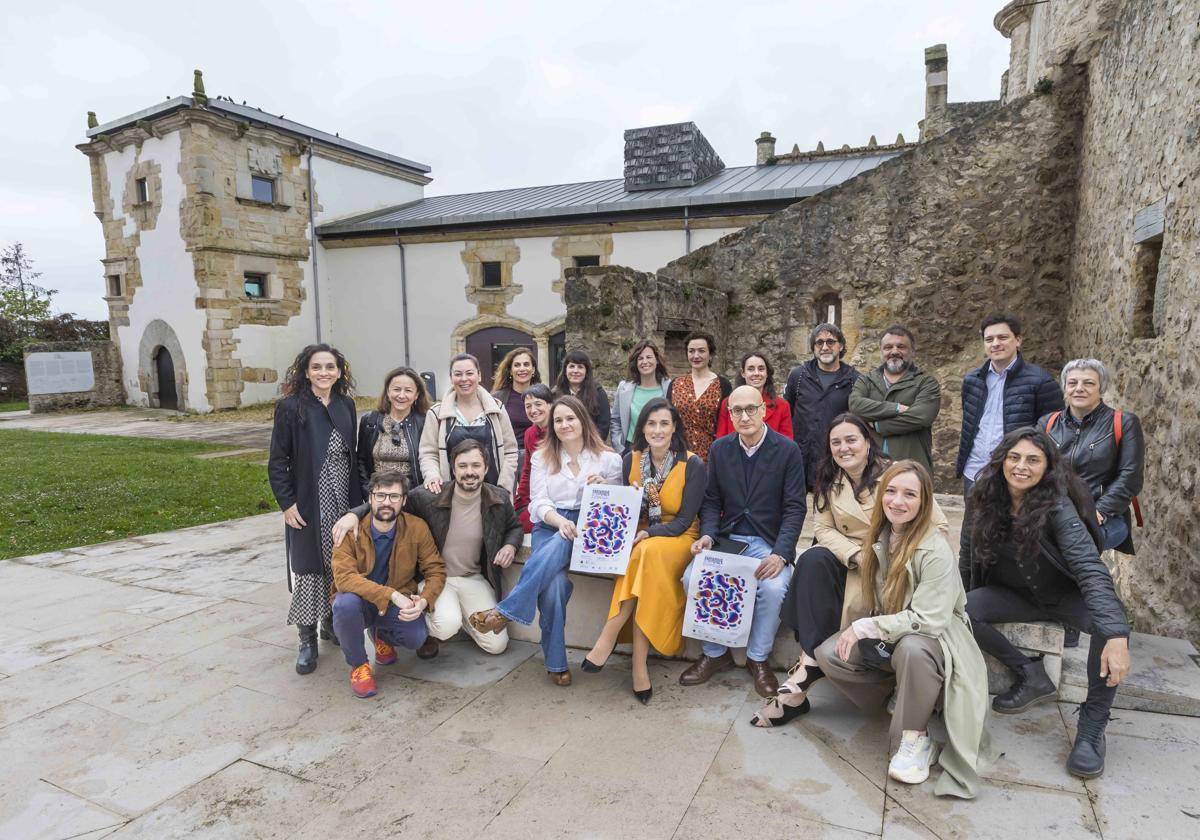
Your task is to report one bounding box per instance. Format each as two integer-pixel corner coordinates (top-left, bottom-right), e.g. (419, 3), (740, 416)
(0, 243), (56, 335)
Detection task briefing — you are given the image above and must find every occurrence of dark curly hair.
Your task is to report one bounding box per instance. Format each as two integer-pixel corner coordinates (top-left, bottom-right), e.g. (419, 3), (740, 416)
(281, 344), (354, 398)
(812, 413), (890, 513)
(968, 427), (1099, 573)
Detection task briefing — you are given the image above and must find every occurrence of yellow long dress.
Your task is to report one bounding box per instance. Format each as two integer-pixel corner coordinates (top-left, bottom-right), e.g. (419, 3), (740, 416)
(607, 451), (701, 655)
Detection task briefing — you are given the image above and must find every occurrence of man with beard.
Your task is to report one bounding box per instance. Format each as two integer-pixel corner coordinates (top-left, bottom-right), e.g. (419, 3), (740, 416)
(783, 323), (860, 490)
(330, 471), (446, 698)
(848, 326), (942, 474)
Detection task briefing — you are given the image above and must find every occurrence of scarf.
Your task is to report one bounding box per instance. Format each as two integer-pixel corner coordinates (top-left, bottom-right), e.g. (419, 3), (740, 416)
(639, 449), (677, 525)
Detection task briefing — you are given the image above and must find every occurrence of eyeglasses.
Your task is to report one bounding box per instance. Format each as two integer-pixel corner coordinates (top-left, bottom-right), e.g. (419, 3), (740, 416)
(371, 492), (404, 503)
(729, 405), (763, 418)
(814, 339), (840, 347)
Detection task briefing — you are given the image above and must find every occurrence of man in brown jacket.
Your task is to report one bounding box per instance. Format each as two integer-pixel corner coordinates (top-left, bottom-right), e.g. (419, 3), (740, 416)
(331, 470), (446, 698)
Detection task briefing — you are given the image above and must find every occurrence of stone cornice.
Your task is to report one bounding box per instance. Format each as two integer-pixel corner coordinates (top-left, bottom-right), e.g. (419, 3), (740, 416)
(995, 0), (1035, 37)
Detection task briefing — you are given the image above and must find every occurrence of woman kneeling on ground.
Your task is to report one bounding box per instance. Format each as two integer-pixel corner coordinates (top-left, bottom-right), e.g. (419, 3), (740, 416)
(468, 396), (622, 686)
(582, 398), (706, 703)
(816, 461), (988, 798)
(964, 427), (1132, 780)
(755, 414), (948, 728)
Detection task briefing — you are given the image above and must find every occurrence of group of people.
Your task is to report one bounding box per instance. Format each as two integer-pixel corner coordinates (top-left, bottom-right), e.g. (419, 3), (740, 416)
(268, 315), (1144, 798)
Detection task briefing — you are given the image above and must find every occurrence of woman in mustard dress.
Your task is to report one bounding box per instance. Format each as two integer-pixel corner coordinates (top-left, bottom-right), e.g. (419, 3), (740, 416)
(582, 398), (706, 704)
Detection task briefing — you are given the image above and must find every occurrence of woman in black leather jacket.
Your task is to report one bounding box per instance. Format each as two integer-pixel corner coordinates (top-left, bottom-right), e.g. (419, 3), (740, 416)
(1037, 358), (1144, 553)
(963, 427), (1132, 780)
(356, 366), (430, 496)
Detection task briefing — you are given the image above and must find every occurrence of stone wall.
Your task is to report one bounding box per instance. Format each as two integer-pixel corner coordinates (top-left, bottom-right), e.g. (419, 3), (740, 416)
(1061, 0), (1200, 641)
(0, 361), (26, 400)
(625, 70), (1085, 489)
(25, 341), (124, 412)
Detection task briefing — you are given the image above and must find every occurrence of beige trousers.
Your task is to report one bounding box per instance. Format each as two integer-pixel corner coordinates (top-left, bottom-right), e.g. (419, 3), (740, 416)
(815, 632), (945, 740)
(421, 574), (508, 654)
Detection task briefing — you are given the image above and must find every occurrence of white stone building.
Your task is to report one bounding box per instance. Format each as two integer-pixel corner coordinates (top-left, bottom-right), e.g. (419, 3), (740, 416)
(80, 72), (907, 410)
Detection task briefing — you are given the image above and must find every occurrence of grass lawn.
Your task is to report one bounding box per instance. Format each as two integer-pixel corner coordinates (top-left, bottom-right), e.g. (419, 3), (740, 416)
(0, 400), (29, 412)
(0, 428), (277, 560)
(170, 395), (376, 424)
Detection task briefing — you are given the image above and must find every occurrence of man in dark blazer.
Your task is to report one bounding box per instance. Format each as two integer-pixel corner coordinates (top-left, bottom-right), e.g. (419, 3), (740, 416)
(680, 385), (807, 697)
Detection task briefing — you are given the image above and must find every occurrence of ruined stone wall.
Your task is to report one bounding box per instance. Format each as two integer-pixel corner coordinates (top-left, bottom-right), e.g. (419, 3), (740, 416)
(1063, 0), (1200, 640)
(637, 72), (1086, 489)
(25, 341), (124, 413)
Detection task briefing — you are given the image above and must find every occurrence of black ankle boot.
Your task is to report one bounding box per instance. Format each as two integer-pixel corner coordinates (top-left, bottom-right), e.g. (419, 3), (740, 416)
(296, 624), (318, 675)
(1068, 705), (1109, 778)
(992, 656), (1057, 714)
(319, 616), (339, 646)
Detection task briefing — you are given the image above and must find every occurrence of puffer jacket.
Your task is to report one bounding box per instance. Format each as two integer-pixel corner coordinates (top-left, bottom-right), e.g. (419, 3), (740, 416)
(963, 497), (1131, 640)
(1038, 403), (1144, 554)
(783, 359), (859, 489)
(955, 354), (1063, 478)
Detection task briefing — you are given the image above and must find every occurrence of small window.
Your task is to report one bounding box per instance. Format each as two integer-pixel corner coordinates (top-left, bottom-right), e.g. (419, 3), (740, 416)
(244, 272), (268, 299)
(814, 292), (842, 328)
(251, 175), (275, 203)
(573, 255), (601, 268)
(1132, 240), (1162, 339)
(107, 274), (123, 297)
(135, 178), (149, 203)
(481, 261), (503, 288)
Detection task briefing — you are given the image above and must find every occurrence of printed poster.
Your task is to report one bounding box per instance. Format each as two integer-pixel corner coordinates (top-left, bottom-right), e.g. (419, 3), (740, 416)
(569, 484), (644, 576)
(682, 550), (760, 649)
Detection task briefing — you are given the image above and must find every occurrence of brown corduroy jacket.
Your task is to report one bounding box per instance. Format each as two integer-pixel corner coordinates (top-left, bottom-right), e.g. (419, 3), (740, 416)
(332, 513), (446, 613)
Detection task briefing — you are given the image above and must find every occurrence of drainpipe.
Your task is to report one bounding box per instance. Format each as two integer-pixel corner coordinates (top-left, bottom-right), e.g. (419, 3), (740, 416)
(683, 206), (692, 254)
(398, 238), (411, 366)
(306, 141), (323, 342)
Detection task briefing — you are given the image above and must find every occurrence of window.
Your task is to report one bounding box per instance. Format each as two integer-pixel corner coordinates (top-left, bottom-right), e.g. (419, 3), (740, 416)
(244, 272), (268, 299)
(135, 178), (149, 203)
(251, 175), (275, 203)
(1132, 240), (1162, 339)
(106, 274), (123, 297)
(814, 292), (842, 327)
(573, 255), (601, 268)
(481, 261), (503, 288)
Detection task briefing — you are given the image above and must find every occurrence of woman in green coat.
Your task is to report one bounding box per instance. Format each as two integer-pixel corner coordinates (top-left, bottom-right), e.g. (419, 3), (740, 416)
(815, 460), (989, 799)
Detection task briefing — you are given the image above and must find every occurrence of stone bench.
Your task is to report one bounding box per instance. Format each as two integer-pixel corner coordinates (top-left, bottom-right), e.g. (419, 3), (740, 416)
(981, 621), (1064, 695)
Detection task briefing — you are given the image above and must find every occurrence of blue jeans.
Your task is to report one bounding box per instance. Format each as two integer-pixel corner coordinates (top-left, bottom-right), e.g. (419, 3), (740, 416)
(497, 507), (577, 673)
(1101, 516), (1130, 550)
(332, 592), (428, 669)
(683, 533), (793, 662)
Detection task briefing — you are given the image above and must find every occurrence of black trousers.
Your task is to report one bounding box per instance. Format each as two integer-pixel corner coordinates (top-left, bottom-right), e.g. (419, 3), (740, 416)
(779, 546), (847, 657)
(966, 584), (1118, 715)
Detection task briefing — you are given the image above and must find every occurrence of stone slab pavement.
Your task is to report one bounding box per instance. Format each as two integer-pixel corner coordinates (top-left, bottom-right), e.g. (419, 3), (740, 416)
(2, 515), (1199, 839)
(0, 408), (271, 449)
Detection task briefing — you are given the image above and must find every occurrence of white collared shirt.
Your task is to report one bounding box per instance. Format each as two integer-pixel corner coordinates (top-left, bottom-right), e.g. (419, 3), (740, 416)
(738, 424), (769, 458)
(529, 446), (624, 524)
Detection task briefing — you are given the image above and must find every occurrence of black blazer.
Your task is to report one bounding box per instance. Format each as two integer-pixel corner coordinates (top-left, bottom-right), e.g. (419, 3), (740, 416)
(698, 428), (806, 560)
(268, 391), (362, 577)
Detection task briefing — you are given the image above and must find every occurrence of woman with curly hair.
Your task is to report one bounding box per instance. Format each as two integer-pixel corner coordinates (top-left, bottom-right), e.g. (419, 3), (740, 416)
(268, 344), (362, 675)
(964, 427), (1133, 780)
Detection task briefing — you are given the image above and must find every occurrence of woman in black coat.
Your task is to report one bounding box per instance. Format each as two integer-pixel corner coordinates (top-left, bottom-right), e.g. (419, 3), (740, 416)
(268, 344), (362, 675)
(963, 427), (1132, 780)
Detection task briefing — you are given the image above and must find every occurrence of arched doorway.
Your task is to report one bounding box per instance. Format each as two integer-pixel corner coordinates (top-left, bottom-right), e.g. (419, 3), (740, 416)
(548, 331), (566, 382)
(466, 326), (536, 386)
(155, 347), (178, 410)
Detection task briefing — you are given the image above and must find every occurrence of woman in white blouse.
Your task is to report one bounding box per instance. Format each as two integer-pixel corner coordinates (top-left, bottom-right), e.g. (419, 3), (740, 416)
(469, 395), (622, 686)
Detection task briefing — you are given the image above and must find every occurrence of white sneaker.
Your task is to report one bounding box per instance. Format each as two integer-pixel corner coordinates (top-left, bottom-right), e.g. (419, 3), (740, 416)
(888, 731), (937, 784)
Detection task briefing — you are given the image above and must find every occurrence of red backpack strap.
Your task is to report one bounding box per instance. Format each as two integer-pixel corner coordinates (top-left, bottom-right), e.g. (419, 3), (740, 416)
(1113, 410), (1145, 526)
(1045, 411), (1061, 435)
(1113, 409), (1122, 445)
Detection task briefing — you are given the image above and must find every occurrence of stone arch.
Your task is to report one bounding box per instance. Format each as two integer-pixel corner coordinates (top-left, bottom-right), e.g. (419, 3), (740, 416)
(451, 313), (567, 386)
(137, 319), (189, 411)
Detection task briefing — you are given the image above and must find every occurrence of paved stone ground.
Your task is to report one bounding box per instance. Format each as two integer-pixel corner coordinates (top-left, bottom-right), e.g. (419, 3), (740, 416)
(3, 516), (1199, 839)
(0, 409), (271, 449)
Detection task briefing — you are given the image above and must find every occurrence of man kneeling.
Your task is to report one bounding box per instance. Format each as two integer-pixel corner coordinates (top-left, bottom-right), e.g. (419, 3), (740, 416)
(332, 471), (446, 698)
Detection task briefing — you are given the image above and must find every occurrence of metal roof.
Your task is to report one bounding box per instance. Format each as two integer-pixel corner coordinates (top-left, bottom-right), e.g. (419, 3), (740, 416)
(86, 97), (431, 176)
(318, 151), (904, 236)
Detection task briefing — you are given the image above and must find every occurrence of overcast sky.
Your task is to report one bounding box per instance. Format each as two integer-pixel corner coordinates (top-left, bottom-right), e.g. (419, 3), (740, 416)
(1, 0), (1010, 320)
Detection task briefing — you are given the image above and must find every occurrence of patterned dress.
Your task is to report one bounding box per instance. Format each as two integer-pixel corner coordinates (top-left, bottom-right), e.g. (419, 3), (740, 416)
(286, 428), (351, 626)
(672, 376), (724, 462)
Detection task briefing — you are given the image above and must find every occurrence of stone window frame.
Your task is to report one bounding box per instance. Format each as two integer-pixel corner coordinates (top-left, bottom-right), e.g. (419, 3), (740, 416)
(1131, 197), (1167, 340)
(480, 260), (504, 288)
(235, 142), (294, 210)
(123, 160), (163, 231)
(234, 255), (282, 304)
(102, 258), (128, 301)
(250, 174), (276, 204)
(106, 274), (124, 297)
(551, 233), (613, 300)
(461, 240), (522, 314)
(134, 177), (150, 204)
(243, 272), (269, 300)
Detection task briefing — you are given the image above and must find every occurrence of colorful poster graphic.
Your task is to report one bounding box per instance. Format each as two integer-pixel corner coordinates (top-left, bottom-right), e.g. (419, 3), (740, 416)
(569, 484), (644, 576)
(682, 551), (760, 648)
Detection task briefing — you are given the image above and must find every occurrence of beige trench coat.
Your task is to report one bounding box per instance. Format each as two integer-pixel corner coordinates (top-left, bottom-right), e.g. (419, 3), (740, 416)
(813, 476), (949, 628)
(870, 527), (990, 799)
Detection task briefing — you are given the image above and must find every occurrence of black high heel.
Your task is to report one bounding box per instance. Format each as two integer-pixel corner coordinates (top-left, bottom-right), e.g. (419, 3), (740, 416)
(634, 686), (653, 705)
(581, 656), (606, 673)
(750, 696), (811, 727)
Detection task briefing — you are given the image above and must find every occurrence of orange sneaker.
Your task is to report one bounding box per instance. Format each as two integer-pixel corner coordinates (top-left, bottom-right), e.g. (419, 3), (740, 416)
(350, 663), (377, 698)
(374, 636), (397, 666)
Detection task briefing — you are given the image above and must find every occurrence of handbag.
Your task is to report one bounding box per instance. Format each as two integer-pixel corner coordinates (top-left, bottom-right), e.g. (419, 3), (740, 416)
(857, 638), (896, 671)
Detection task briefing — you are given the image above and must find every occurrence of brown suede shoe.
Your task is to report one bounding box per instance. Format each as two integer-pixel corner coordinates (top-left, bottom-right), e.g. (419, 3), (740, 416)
(746, 658), (779, 698)
(415, 636), (439, 660)
(548, 670), (572, 687)
(679, 652), (734, 686)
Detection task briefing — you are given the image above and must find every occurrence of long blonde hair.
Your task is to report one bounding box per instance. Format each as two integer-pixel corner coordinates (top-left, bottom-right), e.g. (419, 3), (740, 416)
(539, 395), (609, 474)
(859, 460), (937, 615)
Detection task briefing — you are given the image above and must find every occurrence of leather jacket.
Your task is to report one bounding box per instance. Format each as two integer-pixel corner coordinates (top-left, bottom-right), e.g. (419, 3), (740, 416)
(357, 409), (426, 495)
